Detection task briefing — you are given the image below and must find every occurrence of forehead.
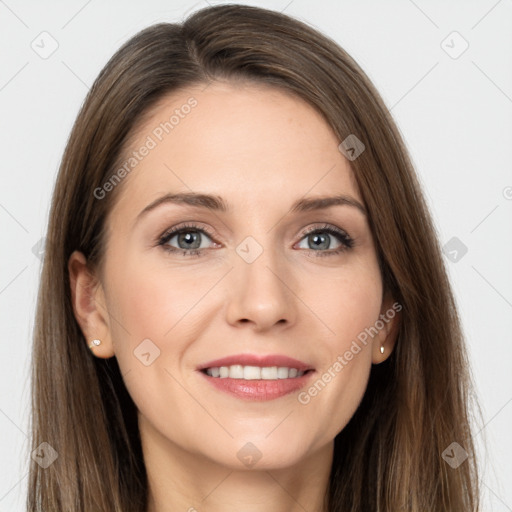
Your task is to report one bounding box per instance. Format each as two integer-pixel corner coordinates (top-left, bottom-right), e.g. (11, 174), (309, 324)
(108, 81), (362, 224)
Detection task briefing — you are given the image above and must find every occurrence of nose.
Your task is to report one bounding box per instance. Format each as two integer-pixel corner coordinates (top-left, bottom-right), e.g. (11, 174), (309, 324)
(225, 246), (297, 332)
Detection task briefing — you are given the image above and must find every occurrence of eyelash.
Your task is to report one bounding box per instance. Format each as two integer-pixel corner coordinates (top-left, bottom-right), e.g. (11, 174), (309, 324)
(156, 222), (354, 258)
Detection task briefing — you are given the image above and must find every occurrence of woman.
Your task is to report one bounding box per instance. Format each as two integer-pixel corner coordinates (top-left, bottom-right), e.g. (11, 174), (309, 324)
(28, 4), (481, 511)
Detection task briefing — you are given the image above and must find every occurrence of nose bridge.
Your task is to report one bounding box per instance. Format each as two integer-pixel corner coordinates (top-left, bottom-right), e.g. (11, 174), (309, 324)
(225, 233), (296, 329)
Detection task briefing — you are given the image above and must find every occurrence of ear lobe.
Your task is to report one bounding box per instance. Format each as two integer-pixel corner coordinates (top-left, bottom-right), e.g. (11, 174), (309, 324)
(68, 250), (115, 358)
(372, 293), (402, 364)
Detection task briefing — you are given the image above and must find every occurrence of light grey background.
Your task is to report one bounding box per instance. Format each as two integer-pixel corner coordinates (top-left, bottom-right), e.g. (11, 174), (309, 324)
(1, 0), (511, 510)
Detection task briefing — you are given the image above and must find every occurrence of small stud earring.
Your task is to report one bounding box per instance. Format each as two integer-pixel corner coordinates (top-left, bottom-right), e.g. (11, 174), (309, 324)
(380, 345), (384, 354)
(89, 339), (101, 349)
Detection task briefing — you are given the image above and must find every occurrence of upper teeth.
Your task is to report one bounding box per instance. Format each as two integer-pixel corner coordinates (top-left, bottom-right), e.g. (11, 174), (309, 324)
(205, 365), (305, 380)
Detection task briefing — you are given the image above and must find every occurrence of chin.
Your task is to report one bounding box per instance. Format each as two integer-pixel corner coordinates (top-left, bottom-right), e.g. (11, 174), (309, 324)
(200, 437), (312, 471)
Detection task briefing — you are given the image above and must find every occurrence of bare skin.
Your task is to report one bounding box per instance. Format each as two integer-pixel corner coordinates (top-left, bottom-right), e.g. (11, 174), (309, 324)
(69, 81), (400, 512)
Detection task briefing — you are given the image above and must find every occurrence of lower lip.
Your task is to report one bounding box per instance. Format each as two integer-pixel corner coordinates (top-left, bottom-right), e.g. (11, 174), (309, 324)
(198, 370), (315, 401)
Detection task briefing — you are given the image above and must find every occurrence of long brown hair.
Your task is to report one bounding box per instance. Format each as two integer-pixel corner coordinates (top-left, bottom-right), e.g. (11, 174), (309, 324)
(28, 4), (482, 510)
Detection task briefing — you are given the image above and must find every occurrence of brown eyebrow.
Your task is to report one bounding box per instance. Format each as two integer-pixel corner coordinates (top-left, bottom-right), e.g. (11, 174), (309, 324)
(135, 191), (367, 224)
(290, 195), (366, 216)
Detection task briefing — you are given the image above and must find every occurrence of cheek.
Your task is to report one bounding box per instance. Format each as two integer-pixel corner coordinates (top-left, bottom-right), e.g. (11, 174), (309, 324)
(101, 252), (199, 428)
(101, 249), (193, 379)
(102, 248), (225, 391)
(296, 263), (382, 439)
(105, 252), (201, 342)
(308, 260), (383, 352)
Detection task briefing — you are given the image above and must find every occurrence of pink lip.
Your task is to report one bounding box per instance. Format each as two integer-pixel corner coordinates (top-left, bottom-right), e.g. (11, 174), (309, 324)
(197, 353), (314, 372)
(196, 353), (315, 401)
(198, 371), (315, 401)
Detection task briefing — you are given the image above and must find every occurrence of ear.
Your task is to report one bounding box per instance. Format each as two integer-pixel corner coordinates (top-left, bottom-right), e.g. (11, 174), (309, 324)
(68, 250), (115, 358)
(371, 291), (402, 364)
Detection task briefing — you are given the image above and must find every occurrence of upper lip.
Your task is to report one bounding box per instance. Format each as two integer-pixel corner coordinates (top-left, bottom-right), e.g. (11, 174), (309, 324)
(197, 353), (314, 372)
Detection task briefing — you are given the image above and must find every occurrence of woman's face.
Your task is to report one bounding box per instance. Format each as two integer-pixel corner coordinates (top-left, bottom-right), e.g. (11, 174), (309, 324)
(71, 81), (399, 471)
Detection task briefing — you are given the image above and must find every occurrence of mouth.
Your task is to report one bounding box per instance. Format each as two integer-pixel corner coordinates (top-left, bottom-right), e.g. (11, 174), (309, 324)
(197, 353), (314, 376)
(196, 353), (316, 401)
